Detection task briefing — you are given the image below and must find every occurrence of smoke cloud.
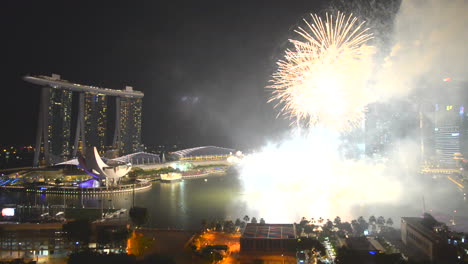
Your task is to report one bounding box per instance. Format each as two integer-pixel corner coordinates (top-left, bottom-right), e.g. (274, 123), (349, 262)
(236, 0), (468, 224)
(376, 0), (468, 100)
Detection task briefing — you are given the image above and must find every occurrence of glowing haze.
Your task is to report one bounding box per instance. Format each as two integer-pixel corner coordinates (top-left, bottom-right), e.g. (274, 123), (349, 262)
(239, 12), (402, 223)
(238, 130), (403, 222)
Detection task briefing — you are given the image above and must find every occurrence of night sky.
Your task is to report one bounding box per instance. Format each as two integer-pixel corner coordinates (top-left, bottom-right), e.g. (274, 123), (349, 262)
(1, 0), (398, 151)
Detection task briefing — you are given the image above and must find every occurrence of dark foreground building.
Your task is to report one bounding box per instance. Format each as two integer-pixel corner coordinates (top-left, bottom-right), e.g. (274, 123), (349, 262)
(240, 223), (297, 264)
(401, 214), (458, 263)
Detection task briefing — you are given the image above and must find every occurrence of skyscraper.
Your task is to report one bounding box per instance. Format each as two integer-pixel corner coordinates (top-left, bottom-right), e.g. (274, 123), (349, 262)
(114, 88), (142, 155)
(434, 104), (468, 167)
(26, 75), (143, 167)
(84, 93), (107, 151)
(33, 86), (72, 166)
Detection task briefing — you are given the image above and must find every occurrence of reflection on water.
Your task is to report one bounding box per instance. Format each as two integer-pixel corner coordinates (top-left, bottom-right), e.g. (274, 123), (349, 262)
(0, 174), (252, 230)
(0, 173), (466, 229)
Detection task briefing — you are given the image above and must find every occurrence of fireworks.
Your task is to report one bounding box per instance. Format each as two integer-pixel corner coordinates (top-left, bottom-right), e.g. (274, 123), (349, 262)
(268, 12), (375, 131)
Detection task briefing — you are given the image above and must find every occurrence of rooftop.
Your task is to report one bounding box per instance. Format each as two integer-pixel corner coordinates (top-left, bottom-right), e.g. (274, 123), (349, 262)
(24, 74), (144, 98)
(241, 224), (296, 239)
(345, 237), (378, 251)
(402, 216), (442, 242)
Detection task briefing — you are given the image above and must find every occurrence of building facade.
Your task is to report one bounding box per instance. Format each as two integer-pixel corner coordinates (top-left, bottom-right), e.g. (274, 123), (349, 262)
(32, 86), (73, 166)
(116, 95), (142, 155)
(27, 75), (144, 167)
(401, 214), (457, 263)
(434, 104), (468, 167)
(240, 224), (297, 264)
(84, 93), (107, 151)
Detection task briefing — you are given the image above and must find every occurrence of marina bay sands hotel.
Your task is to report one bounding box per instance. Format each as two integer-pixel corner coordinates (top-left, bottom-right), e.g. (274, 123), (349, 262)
(24, 74), (144, 167)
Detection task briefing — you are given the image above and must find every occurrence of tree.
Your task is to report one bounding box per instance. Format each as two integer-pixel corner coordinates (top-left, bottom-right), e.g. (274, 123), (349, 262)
(357, 216), (368, 231)
(259, 218), (266, 225)
(215, 221), (222, 231)
(235, 218), (241, 227)
(325, 220), (333, 230)
(296, 238), (326, 256)
(224, 220), (235, 233)
(128, 167), (144, 181)
(304, 225), (313, 237)
(300, 217), (310, 227)
(334, 216), (341, 226)
(341, 222), (353, 234)
(351, 220), (363, 235)
(386, 218), (394, 227)
(243, 215), (250, 222)
(377, 216), (386, 226)
(251, 217), (258, 224)
(369, 215), (376, 225)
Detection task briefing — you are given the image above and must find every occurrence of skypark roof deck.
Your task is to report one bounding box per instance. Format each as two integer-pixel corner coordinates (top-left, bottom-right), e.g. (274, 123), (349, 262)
(24, 74), (144, 98)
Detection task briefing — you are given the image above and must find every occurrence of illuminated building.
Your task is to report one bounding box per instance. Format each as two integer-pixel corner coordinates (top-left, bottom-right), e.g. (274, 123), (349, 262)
(26, 74), (144, 167)
(84, 93), (107, 151)
(78, 147), (131, 186)
(32, 81), (73, 166)
(434, 104), (468, 167)
(114, 91), (143, 155)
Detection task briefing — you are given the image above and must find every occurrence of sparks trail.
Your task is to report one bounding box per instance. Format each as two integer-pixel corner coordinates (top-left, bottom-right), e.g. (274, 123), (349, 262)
(268, 12), (375, 131)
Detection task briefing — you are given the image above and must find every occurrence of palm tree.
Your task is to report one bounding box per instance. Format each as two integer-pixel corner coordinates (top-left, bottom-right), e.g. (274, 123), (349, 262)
(386, 218), (393, 227)
(357, 216), (368, 231)
(243, 215), (250, 222)
(334, 216), (341, 226)
(357, 216), (366, 225)
(377, 216), (386, 226)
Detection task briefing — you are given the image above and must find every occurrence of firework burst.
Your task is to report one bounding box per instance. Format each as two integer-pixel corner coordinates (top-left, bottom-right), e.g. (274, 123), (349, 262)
(268, 12), (375, 131)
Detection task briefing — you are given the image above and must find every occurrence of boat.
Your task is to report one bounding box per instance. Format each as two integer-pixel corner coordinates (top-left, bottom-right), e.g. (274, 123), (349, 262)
(160, 172), (182, 182)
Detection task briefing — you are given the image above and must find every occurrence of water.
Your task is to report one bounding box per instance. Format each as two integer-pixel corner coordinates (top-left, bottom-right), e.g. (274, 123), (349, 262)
(1, 173), (467, 230)
(0, 173), (255, 230)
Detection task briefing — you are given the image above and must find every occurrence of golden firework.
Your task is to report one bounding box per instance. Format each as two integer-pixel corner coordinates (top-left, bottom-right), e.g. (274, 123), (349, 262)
(268, 12), (375, 131)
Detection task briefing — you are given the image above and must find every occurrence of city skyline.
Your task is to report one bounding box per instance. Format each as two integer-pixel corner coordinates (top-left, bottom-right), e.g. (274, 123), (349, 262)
(1, 0), (401, 150)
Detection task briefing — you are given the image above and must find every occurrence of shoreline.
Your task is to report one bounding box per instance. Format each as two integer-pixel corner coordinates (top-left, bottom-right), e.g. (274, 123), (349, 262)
(0, 171), (228, 195)
(0, 181), (152, 195)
